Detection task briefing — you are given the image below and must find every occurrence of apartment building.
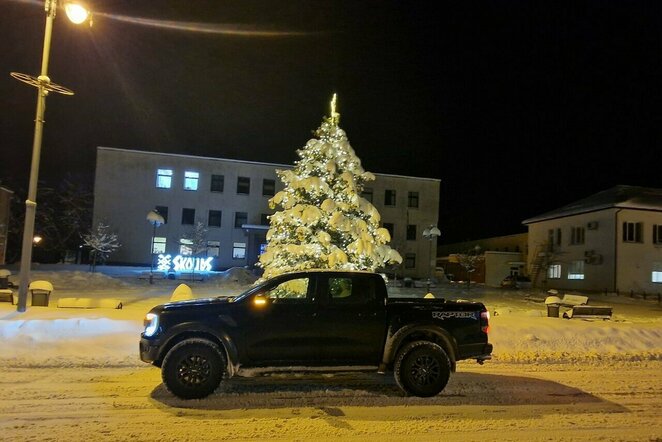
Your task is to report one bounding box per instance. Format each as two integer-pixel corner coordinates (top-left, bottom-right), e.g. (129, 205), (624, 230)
(93, 147), (440, 277)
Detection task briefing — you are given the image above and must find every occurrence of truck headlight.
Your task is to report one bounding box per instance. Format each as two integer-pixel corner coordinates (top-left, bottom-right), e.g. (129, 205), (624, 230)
(143, 313), (159, 337)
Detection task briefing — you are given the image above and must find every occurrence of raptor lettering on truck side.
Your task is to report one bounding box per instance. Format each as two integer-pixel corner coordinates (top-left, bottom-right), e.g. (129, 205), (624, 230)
(432, 311), (478, 320)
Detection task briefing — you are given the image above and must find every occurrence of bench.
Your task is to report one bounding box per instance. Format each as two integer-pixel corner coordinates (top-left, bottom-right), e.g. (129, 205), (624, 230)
(0, 289), (14, 304)
(563, 305), (613, 320)
(29, 280), (53, 307)
(558, 294), (589, 308)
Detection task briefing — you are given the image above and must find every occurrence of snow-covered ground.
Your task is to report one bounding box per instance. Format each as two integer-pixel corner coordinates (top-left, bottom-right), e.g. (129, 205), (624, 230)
(1, 265), (661, 441)
(2, 265), (660, 367)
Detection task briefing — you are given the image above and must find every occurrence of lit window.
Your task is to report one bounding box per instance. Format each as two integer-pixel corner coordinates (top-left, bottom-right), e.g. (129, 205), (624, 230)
(567, 260), (585, 280)
(208, 210), (222, 228)
(233, 242), (246, 259)
(262, 179), (275, 196)
(408, 191), (419, 208)
(653, 262), (662, 282)
(152, 237), (166, 254)
(156, 169), (173, 189)
(207, 240), (220, 257)
(184, 171), (199, 191)
(237, 177), (250, 194)
(180, 238), (193, 255)
(548, 264), (561, 279)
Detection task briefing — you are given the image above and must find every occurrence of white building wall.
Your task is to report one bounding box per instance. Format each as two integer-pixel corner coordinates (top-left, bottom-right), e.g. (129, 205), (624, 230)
(93, 147), (440, 277)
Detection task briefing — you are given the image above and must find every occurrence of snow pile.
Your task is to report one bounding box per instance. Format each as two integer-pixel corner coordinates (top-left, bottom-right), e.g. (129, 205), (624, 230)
(1, 269), (661, 368)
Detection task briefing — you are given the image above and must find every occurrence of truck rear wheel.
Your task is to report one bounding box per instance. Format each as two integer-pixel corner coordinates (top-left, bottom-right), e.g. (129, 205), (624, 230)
(394, 341), (451, 397)
(162, 338), (226, 399)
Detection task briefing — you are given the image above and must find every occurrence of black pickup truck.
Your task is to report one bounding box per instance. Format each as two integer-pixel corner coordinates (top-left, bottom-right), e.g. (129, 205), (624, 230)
(140, 270), (493, 399)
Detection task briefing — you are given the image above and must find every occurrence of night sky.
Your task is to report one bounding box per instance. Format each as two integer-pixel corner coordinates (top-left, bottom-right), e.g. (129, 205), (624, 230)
(2, 0), (662, 244)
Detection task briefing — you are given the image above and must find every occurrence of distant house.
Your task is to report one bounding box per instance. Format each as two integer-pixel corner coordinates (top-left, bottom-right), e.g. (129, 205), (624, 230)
(522, 185), (662, 294)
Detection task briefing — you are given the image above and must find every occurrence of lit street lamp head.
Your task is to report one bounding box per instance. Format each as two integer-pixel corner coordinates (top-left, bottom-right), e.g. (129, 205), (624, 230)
(64, 2), (90, 24)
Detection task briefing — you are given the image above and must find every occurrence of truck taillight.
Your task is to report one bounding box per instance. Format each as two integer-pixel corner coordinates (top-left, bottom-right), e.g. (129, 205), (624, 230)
(480, 310), (490, 334)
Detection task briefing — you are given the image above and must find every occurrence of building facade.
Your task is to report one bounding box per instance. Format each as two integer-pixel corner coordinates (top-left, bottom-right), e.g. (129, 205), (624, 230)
(523, 185), (662, 294)
(93, 147), (440, 277)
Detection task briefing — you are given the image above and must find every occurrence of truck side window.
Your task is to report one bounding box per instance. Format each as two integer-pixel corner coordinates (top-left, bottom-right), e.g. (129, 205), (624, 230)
(267, 278), (310, 303)
(328, 277), (376, 304)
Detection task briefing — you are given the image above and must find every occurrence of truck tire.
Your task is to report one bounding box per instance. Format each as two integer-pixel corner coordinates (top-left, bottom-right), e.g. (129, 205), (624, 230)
(394, 340), (451, 397)
(162, 338), (226, 399)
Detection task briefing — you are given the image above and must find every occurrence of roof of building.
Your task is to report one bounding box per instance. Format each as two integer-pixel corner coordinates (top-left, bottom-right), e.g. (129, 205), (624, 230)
(522, 185), (662, 224)
(97, 146), (441, 183)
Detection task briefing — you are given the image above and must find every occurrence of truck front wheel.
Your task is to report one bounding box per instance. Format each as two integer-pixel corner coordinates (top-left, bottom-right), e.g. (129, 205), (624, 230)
(162, 338), (226, 399)
(394, 341), (451, 397)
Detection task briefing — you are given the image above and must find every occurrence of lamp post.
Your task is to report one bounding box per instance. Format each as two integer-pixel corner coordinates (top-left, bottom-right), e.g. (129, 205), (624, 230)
(13, 0), (90, 312)
(146, 210), (165, 284)
(422, 225), (441, 292)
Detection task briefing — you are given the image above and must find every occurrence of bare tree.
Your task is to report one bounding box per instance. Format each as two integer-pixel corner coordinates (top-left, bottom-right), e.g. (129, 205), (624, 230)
(82, 222), (121, 272)
(454, 246), (484, 290)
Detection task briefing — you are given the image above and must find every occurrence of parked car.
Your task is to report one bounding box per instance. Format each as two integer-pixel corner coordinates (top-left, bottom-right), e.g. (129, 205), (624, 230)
(140, 270), (493, 399)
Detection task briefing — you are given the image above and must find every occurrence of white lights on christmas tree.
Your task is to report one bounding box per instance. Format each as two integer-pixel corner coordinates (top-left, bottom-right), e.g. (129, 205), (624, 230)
(258, 95), (402, 280)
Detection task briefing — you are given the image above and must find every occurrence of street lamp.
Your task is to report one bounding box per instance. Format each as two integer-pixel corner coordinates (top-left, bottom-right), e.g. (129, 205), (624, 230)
(422, 225), (441, 292)
(147, 210), (165, 284)
(13, 0), (91, 312)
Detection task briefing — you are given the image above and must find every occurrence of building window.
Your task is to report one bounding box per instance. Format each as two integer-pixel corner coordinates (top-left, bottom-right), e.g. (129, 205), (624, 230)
(152, 237), (166, 254)
(548, 264), (561, 279)
(155, 206), (168, 224)
(207, 240), (220, 257)
(262, 179), (275, 196)
(156, 169), (173, 189)
(406, 224), (417, 241)
(653, 225), (662, 245)
(623, 222), (643, 243)
(567, 260), (585, 280)
(237, 176), (250, 194)
(384, 189), (396, 206)
(362, 187), (373, 203)
(260, 213), (270, 225)
(570, 226), (585, 245)
(233, 242), (246, 259)
(211, 174), (224, 192)
(652, 262), (662, 283)
(408, 191), (419, 208)
(179, 238), (193, 255)
(405, 253), (416, 269)
(181, 208), (195, 225)
(208, 210), (222, 228)
(184, 171), (199, 190)
(383, 222), (395, 239)
(234, 212), (247, 228)
(556, 228), (562, 246)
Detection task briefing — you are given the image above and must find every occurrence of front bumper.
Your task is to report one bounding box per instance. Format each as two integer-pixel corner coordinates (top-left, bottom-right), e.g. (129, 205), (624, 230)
(139, 337), (161, 364)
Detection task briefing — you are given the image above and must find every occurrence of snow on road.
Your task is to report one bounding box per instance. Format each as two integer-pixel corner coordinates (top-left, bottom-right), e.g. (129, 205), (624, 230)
(0, 267), (661, 440)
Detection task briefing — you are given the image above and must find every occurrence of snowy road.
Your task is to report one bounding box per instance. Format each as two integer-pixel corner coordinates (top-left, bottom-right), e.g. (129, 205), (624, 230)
(2, 361), (660, 441)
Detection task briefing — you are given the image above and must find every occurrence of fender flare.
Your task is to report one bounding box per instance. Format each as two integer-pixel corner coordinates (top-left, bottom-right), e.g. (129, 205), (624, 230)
(157, 322), (240, 376)
(382, 323), (458, 370)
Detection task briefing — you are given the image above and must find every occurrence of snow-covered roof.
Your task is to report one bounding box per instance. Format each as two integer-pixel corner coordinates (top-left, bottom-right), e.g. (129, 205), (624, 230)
(522, 185), (662, 225)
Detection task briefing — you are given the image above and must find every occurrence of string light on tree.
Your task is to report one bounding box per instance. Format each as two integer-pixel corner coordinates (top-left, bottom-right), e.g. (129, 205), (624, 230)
(258, 95), (402, 280)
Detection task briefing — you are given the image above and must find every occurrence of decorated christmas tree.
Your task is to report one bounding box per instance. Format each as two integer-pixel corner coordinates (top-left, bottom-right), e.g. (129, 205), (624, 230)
(258, 94), (402, 279)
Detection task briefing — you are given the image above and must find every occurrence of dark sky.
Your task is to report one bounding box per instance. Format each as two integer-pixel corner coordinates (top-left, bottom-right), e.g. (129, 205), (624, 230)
(2, 0), (662, 244)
